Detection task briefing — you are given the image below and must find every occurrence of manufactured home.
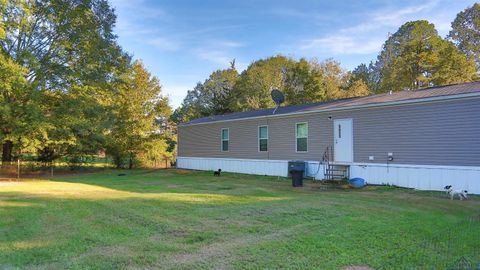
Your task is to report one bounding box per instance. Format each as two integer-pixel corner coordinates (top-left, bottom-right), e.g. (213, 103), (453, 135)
(177, 82), (480, 194)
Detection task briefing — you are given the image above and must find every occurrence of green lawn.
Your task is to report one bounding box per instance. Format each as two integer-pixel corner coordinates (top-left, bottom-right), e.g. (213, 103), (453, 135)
(0, 170), (479, 269)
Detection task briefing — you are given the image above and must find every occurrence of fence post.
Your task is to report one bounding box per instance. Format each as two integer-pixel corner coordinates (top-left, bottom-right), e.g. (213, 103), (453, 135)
(50, 163), (53, 177)
(17, 158), (20, 179)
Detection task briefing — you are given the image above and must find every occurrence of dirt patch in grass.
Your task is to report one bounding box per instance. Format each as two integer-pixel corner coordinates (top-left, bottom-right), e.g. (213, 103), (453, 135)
(343, 266), (375, 270)
(307, 181), (393, 192)
(175, 169), (193, 174)
(150, 229), (190, 242)
(69, 245), (133, 266)
(307, 181), (352, 190)
(170, 224), (307, 267)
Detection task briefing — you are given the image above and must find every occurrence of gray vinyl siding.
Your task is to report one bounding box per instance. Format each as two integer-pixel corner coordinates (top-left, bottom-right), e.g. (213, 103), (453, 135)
(178, 97), (480, 166)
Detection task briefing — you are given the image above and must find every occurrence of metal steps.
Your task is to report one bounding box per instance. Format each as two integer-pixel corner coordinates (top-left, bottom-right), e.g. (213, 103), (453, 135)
(324, 164), (349, 180)
(320, 146), (349, 181)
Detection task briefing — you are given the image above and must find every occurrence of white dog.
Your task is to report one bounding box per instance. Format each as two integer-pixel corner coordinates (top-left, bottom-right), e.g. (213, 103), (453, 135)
(444, 185), (468, 200)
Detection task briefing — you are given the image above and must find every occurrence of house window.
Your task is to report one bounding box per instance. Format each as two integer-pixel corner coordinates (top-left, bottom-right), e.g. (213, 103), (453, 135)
(221, 128), (229, 151)
(296, 122), (308, 152)
(259, 126), (268, 152)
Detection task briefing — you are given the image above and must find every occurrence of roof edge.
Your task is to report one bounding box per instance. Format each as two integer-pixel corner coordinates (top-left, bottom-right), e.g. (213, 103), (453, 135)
(179, 91), (480, 127)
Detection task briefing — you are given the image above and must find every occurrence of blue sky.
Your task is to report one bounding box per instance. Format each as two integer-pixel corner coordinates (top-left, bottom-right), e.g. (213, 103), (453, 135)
(110, 0), (477, 108)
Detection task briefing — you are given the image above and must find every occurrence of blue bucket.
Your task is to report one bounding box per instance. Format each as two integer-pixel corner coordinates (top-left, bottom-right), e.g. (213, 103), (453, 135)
(349, 177), (366, 188)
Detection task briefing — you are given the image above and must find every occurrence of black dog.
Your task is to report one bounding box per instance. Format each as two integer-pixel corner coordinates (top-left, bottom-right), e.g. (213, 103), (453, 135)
(213, 169), (221, 176)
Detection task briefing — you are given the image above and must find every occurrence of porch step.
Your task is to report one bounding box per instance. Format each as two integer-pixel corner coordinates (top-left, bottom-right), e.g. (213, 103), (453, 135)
(323, 164), (349, 180)
(326, 168), (346, 172)
(324, 174), (345, 179)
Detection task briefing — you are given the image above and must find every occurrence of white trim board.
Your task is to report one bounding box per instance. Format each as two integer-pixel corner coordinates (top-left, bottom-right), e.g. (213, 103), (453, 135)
(177, 156), (480, 171)
(352, 162), (480, 171)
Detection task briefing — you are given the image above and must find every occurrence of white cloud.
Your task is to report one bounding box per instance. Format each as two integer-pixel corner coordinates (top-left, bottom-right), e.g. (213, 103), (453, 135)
(216, 40), (244, 48)
(369, 0), (439, 28)
(268, 7), (332, 22)
(147, 37), (181, 51)
(115, 20), (159, 37)
(301, 35), (383, 55)
(300, 0), (440, 55)
(110, 0), (169, 20)
(192, 39), (245, 68)
(111, 0), (171, 39)
(195, 50), (233, 65)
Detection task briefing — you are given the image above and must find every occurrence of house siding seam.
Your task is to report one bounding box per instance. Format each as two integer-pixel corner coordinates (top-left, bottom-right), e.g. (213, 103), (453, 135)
(178, 97), (480, 167)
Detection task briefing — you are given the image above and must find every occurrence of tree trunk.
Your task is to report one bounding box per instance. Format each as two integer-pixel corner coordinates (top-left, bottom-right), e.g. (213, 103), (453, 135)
(2, 140), (13, 163)
(128, 153), (133, 170)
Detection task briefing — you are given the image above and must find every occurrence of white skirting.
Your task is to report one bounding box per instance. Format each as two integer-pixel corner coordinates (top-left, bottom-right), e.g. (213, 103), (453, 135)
(176, 156), (287, 177)
(177, 157), (480, 194)
(350, 163), (480, 194)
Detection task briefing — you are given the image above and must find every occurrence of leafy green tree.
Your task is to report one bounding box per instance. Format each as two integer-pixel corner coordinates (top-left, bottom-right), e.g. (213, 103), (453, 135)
(283, 58), (325, 105)
(350, 63), (377, 91)
(449, 3), (480, 71)
(171, 84), (204, 123)
(175, 56), (360, 121)
(433, 41), (478, 85)
(231, 55), (295, 111)
(137, 137), (172, 168)
(341, 78), (371, 98)
(172, 66), (238, 123)
(1, 0), (128, 162)
(1, 0), (121, 90)
(107, 60), (171, 169)
(0, 52), (43, 163)
(374, 20), (476, 93)
(310, 59), (350, 100)
(199, 67), (238, 115)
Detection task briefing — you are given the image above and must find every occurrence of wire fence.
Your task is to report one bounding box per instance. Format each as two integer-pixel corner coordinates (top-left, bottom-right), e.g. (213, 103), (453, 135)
(0, 158), (175, 179)
(378, 214), (480, 269)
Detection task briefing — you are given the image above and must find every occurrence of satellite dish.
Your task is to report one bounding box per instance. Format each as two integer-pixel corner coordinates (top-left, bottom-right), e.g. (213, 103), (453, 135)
(271, 89), (285, 106)
(271, 89), (285, 114)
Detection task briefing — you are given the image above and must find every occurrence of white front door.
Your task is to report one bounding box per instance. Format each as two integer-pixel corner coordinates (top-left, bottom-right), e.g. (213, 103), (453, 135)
(334, 119), (353, 162)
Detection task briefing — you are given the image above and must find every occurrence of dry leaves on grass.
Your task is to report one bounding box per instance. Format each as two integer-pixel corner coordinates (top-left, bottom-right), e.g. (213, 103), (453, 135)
(175, 169), (193, 174)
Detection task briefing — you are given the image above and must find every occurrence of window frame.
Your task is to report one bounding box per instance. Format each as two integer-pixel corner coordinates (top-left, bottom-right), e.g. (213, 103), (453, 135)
(295, 122), (308, 153)
(221, 128), (229, 152)
(258, 125), (268, 152)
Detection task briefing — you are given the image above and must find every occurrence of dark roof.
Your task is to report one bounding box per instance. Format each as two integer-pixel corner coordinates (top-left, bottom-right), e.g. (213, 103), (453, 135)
(183, 81), (480, 125)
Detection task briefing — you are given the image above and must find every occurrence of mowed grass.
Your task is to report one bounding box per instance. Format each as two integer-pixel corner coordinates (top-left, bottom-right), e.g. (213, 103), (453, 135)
(0, 169), (479, 269)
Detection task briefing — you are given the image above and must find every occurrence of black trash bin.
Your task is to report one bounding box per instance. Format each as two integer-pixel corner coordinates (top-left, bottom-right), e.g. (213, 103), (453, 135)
(290, 170), (304, 187)
(288, 161), (305, 187)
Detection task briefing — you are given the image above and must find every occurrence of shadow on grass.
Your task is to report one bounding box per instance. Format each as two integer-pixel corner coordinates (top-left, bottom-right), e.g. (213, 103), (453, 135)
(1, 170), (479, 269)
(0, 184), (293, 269)
(0, 184), (291, 205)
(42, 168), (299, 197)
